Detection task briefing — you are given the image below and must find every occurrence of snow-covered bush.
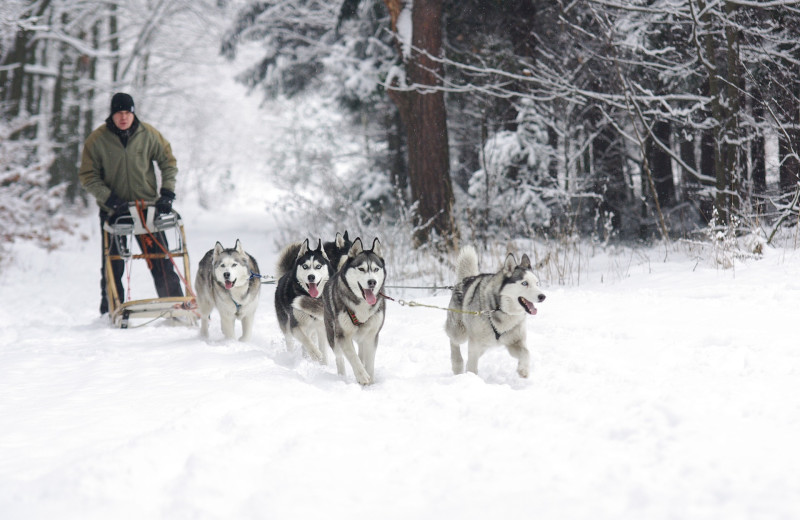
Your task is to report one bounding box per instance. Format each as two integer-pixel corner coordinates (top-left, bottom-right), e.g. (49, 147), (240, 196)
(464, 107), (556, 238)
(0, 115), (72, 255)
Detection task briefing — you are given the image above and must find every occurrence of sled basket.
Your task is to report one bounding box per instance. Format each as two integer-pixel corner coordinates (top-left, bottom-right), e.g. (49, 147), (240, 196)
(102, 203), (198, 328)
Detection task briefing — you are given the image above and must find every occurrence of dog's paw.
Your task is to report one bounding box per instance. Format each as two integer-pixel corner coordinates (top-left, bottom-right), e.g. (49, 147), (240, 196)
(517, 365), (529, 378)
(305, 346), (324, 363)
(355, 370), (372, 385)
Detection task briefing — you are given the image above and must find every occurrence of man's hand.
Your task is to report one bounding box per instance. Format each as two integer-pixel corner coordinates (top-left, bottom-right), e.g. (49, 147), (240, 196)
(155, 188), (175, 214)
(105, 192), (128, 222)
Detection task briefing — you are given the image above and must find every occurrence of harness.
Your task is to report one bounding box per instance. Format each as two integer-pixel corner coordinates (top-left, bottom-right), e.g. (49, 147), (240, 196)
(346, 308), (363, 326)
(487, 311), (504, 340)
(226, 271), (267, 314)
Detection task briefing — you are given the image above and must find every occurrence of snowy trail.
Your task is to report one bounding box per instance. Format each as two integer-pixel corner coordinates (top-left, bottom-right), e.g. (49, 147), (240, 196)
(1, 207), (799, 520)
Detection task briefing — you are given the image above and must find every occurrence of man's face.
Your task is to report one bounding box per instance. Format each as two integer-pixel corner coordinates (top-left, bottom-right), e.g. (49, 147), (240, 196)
(112, 110), (134, 131)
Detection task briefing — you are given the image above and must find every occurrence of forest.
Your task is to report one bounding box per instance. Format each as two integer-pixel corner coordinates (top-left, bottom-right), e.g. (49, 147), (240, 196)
(2, 0), (800, 251)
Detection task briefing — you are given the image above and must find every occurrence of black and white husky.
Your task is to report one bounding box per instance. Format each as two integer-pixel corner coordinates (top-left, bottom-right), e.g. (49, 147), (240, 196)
(445, 246), (546, 378)
(195, 240), (261, 341)
(323, 231), (352, 272)
(274, 239), (334, 362)
(296, 238), (386, 385)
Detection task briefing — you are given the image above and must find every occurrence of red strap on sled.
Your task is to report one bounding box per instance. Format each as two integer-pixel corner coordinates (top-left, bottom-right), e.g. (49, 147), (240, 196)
(135, 199), (197, 302)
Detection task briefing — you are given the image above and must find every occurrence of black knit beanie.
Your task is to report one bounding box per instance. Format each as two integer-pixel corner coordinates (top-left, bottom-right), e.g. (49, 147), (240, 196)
(110, 93), (135, 115)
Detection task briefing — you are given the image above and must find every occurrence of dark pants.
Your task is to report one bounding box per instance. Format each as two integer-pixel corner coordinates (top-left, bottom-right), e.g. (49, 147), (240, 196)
(99, 214), (184, 314)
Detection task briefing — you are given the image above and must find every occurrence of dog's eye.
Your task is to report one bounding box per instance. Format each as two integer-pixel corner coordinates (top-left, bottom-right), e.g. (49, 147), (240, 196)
(358, 267), (366, 272)
(522, 281), (528, 286)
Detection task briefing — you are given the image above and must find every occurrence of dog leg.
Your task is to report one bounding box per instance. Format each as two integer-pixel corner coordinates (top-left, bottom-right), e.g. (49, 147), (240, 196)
(293, 328), (324, 363)
(220, 315), (236, 340)
(505, 340), (530, 378)
(338, 337), (371, 385)
(358, 340), (378, 381)
(450, 341), (464, 374)
(466, 341), (486, 374)
(239, 313), (254, 342)
(282, 332), (296, 351)
(315, 329), (329, 365)
(333, 345), (347, 376)
(200, 315), (210, 338)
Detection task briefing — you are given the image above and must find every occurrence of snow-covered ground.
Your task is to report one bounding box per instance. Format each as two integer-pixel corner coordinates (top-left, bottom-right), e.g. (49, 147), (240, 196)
(1, 204), (798, 520)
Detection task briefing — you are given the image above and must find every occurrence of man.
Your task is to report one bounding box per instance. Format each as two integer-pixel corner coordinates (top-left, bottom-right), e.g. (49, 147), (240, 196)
(79, 92), (183, 314)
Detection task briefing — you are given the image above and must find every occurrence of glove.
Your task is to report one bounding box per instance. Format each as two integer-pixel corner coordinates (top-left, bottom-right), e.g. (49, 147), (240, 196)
(104, 192), (128, 222)
(155, 188), (175, 214)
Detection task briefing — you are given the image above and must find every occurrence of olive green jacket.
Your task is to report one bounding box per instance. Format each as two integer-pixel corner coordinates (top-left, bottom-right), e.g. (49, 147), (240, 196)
(79, 119), (178, 213)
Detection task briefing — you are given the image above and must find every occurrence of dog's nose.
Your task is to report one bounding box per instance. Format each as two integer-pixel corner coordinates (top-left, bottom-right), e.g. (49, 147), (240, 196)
(367, 279), (376, 289)
(538, 294), (546, 302)
(308, 274), (315, 283)
(223, 272), (231, 280)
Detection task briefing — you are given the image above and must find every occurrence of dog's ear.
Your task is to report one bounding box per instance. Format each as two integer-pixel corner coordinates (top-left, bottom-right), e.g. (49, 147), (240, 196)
(234, 239), (244, 255)
(298, 238), (309, 257)
(349, 238), (364, 258)
(371, 237), (382, 257)
(520, 254), (532, 270)
(213, 241), (224, 261)
(503, 253), (518, 275)
(343, 230), (349, 242)
(335, 232), (345, 248)
(317, 239), (330, 259)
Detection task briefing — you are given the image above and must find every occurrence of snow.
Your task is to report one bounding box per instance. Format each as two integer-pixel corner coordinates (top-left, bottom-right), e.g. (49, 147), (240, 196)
(2, 12), (799, 519)
(1, 205), (799, 520)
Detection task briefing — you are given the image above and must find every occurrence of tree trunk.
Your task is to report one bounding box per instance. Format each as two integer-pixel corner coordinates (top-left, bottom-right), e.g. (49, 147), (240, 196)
(750, 86), (766, 214)
(649, 120), (675, 208)
(778, 86), (800, 199)
(384, 0), (457, 249)
(678, 129), (696, 202)
(110, 4), (120, 83)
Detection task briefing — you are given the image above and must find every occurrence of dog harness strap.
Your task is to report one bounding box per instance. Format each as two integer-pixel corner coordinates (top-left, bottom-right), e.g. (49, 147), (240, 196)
(346, 308), (362, 326)
(488, 311), (502, 340)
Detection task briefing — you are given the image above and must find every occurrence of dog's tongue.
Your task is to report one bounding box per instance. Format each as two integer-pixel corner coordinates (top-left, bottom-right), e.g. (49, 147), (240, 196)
(522, 297), (537, 315)
(363, 289), (377, 305)
(307, 282), (319, 298)
(225, 280), (234, 290)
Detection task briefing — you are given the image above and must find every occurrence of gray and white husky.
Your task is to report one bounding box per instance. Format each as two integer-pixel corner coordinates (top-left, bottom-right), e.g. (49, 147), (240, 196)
(195, 240), (261, 341)
(297, 237), (386, 385)
(274, 238), (333, 362)
(445, 246), (546, 378)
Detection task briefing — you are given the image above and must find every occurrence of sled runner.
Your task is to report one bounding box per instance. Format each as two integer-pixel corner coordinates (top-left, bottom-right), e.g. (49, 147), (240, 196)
(102, 202), (198, 328)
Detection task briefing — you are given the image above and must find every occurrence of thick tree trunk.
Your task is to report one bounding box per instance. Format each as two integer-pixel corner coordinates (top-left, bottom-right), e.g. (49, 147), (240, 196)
(384, 0), (457, 248)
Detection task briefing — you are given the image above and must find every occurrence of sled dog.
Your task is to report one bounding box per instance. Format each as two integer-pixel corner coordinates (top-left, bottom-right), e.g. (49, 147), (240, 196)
(323, 231), (352, 272)
(445, 246), (546, 378)
(299, 237), (386, 384)
(275, 238), (334, 362)
(195, 240), (261, 341)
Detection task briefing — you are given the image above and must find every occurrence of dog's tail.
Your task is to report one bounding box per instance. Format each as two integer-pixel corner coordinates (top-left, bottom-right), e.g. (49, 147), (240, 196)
(455, 245), (479, 281)
(276, 242), (302, 277)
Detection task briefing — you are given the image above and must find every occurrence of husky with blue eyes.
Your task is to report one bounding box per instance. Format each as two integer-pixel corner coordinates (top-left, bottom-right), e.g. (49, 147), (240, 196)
(445, 246), (546, 379)
(275, 238), (334, 363)
(298, 237), (386, 385)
